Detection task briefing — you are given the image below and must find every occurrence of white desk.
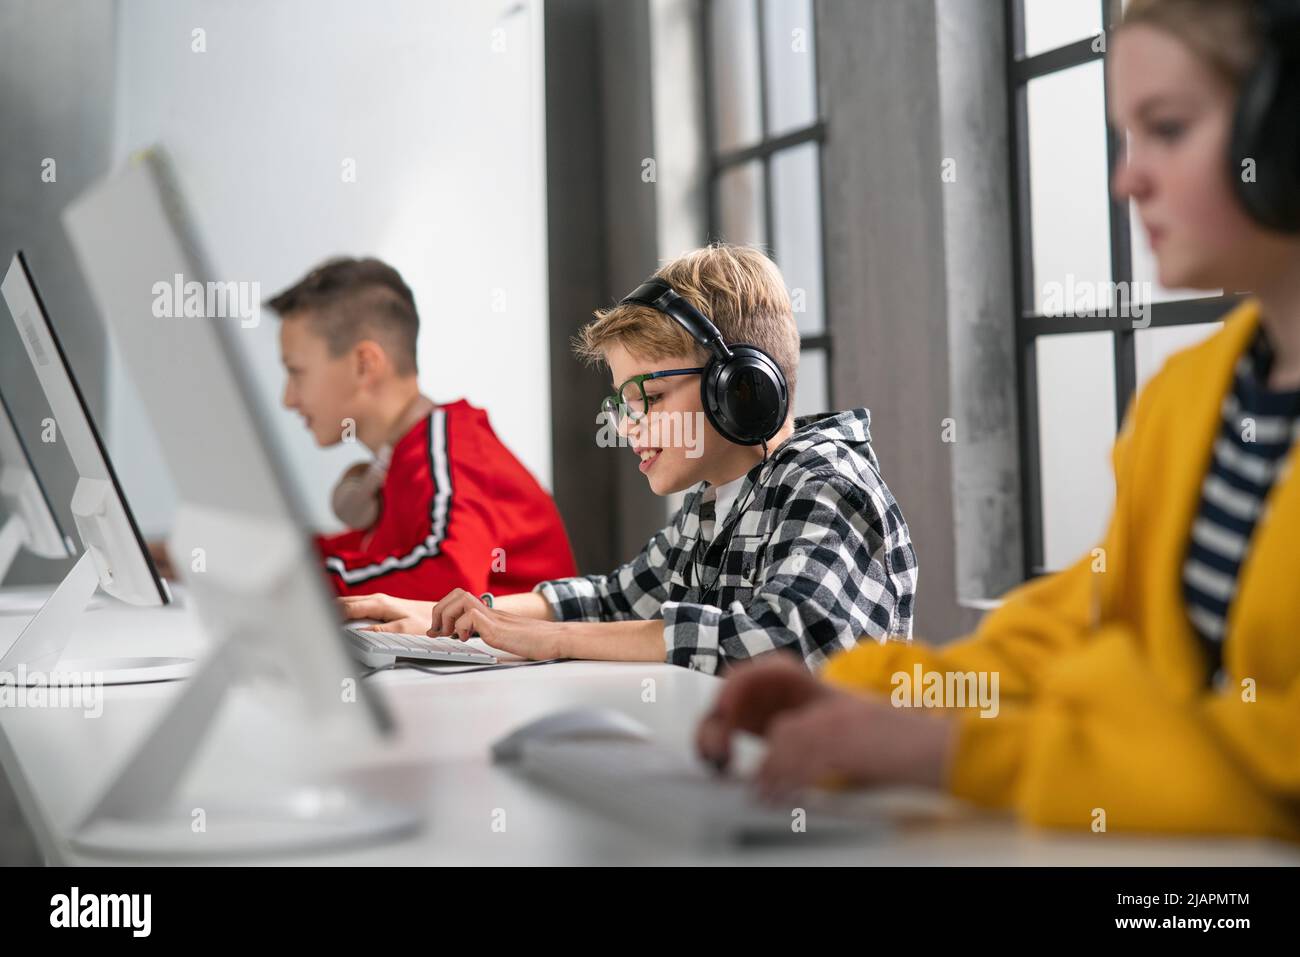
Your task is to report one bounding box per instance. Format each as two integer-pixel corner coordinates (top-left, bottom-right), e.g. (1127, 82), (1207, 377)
(2, 596), (1298, 866)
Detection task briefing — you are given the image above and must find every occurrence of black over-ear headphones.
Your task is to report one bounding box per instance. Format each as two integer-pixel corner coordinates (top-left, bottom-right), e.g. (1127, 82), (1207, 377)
(620, 277), (789, 446)
(1229, 0), (1300, 232)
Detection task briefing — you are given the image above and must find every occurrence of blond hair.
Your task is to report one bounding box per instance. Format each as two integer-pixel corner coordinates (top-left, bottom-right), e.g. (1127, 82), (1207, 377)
(574, 243), (802, 399)
(1118, 0), (1263, 88)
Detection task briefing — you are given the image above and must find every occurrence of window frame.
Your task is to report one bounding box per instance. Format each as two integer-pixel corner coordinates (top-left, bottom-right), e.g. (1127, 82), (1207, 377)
(1005, 0), (1239, 577)
(701, 0), (834, 412)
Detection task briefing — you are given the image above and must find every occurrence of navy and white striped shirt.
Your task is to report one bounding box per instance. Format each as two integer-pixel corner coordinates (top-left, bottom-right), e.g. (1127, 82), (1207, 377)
(1182, 328), (1300, 681)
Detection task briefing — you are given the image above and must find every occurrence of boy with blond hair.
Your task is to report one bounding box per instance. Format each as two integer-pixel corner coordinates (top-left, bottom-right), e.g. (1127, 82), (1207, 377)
(344, 244), (918, 672)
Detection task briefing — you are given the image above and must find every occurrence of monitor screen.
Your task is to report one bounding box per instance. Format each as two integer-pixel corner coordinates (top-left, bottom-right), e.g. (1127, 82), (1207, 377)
(1, 251), (169, 607)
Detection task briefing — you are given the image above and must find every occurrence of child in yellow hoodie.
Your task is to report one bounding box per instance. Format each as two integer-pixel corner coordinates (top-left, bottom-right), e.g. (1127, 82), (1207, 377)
(696, 0), (1300, 841)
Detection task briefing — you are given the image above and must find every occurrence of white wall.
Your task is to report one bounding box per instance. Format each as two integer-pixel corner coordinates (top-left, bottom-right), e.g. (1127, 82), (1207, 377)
(104, 0), (550, 534)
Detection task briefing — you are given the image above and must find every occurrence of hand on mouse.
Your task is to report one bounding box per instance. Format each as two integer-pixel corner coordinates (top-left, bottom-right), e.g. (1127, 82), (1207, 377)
(695, 653), (831, 771)
(748, 689), (957, 803)
(696, 652), (956, 798)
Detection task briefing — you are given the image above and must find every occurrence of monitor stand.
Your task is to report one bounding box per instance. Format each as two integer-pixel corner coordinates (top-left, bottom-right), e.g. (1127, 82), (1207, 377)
(0, 551), (194, 685)
(68, 510), (423, 859)
(72, 642), (422, 859)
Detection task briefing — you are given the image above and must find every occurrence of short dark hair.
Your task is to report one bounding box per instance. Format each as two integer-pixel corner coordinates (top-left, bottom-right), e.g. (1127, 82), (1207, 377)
(267, 257), (419, 375)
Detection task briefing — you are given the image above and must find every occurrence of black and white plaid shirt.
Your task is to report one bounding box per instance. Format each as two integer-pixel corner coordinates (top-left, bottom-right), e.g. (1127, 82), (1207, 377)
(535, 409), (918, 674)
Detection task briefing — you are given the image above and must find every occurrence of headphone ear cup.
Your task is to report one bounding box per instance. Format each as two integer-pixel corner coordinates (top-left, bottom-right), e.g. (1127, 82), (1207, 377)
(1230, 47), (1300, 233)
(698, 354), (731, 443)
(701, 345), (789, 446)
(331, 460), (385, 529)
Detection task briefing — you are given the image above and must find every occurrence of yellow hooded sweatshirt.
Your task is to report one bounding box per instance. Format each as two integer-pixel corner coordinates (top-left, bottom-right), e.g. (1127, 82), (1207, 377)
(822, 300), (1300, 841)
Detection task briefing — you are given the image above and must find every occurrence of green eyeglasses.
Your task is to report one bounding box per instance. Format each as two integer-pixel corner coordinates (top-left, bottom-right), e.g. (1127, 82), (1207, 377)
(600, 368), (704, 427)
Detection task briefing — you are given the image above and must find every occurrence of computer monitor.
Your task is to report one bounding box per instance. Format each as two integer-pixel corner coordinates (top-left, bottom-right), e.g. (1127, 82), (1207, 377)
(0, 252), (192, 685)
(0, 383), (77, 586)
(62, 148), (418, 857)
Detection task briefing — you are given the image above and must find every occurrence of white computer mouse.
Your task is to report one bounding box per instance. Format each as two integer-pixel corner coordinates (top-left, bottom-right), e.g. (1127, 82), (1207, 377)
(491, 707), (652, 763)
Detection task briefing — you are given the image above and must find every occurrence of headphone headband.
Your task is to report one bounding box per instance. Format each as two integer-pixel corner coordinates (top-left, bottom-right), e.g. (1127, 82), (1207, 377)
(620, 278), (734, 361)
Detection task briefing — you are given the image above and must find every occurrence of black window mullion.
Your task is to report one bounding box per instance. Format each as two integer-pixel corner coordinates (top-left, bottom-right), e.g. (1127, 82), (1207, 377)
(1101, 0), (1137, 426)
(704, 0), (833, 412)
(1019, 296), (1244, 337)
(714, 122), (826, 172)
(755, 0), (769, 141)
(701, 0), (721, 242)
(1007, 0), (1043, 577)
(811, 0), (833, 405)
(1011, 34), (1104, 83)
(755, 0), (774, 254)
(1016, 333), (1046, 577)
(1009, 0), (1026, 59)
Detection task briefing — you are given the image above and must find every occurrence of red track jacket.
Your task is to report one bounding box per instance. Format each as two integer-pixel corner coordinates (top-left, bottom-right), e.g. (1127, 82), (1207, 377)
(316, 400), (576, 599)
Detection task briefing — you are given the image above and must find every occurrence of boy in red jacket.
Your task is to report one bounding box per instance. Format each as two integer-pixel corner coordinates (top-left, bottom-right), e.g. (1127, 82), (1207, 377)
(270, 256), (576, 599)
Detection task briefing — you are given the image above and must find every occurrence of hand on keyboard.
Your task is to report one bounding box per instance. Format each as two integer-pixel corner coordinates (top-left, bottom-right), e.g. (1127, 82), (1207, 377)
(426, 588), (567, 661)
(338, 592), (435, 635)
(344, 626), (498, 665)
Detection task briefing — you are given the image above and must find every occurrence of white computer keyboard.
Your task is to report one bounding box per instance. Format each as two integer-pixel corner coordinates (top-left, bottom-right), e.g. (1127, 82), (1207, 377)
(344, 626), (498, 667)
(511, 739), (883, 846)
